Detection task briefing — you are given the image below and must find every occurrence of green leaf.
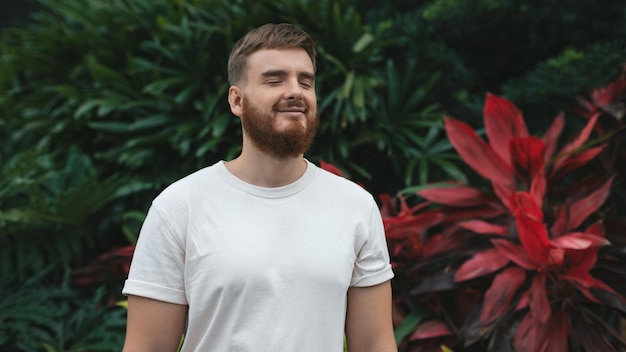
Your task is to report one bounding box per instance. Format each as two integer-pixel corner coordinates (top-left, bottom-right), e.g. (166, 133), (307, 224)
(122, 211), (145, 244)
(352, 32), (374, 53)
(87, 121), (133, 133)
(431, 157), (469, 183)
(129, 115), (171, 130)
(339, 71), (355, 100)
(394, 308), (431, 344)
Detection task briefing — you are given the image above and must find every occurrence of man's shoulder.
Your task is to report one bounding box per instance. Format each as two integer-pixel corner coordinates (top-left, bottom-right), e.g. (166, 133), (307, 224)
(153, 162), (222, 204)
(313, 165), (375, 204)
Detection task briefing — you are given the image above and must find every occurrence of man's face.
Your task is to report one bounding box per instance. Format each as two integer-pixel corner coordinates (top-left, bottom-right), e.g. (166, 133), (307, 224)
(235, 48), (319, 159)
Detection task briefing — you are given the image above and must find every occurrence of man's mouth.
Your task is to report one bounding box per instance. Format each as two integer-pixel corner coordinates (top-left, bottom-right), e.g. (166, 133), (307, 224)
(275, 101), (307, 114)
(277, 107), (306, 113)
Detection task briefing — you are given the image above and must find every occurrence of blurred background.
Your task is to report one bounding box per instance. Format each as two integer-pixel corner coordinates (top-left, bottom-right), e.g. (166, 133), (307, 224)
(1, 0), (624, 351)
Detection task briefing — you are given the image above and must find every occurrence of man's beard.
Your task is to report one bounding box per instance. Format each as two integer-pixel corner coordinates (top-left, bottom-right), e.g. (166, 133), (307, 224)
(240, 96), (319, 159)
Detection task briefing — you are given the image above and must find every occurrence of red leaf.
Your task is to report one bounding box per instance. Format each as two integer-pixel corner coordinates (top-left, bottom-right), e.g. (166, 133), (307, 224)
(566, 249), (597, 273)
(552, 113), (599, 171)
(509, 136), (546, 182)
(491, 238), (538, 270)
(549, 232), (609, 250)
(458, 220), (508, 235)
(542, 112), (565, 162)
(444, 116), (515, 186)
(479, 266), (526, 325)
(585, 222), (605, 238)
(438, 205), (506, 223)
(511, 193), (551, 264)
(529, 273), (551, 324)
(566, 224), (606, 272)
(454, 248), (510, 282)
(530, 172), (547, 206)
(541, 312), (569, 352)
(514, 313), (546, 352)
(409, 319), (453, 340)
(567, 176), (614, 230)
(572, 249), (600, 275)
(379, 194), (429, 218)
(384, 210), (443, 239)
(592, 74), (626, 108)
(483, 92), (529, 166)
(378, 194), (396, 218)
(417, 184), (493, 207)
(320, 160), (344, 177)
(551, 205), (569, 237)
(515, 290), (529, 311)
(510, 191), (544, 222)
(562, 268), (618, 295)
(547, 248), (565, 266)
(575, 96), (599, 120)
(492, 181), (514, 209)
(422, 231), (467, 258)
(550, 144), (606, 180)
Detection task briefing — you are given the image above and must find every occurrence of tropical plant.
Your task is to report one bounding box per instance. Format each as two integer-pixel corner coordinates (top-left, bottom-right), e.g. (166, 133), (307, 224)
(0, 146), (147, 283)
(0, 0), (473, 199)
(386, 79), (626, 351)
(0, 272), (126, 351)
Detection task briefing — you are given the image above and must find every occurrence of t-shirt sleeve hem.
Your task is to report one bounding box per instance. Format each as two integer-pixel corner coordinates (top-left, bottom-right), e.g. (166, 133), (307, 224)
(122, 279), (188, 305)
(350, 266), (394, 287)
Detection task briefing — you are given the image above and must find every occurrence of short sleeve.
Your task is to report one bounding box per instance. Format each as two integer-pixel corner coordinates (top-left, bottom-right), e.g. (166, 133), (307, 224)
(122, 203), (188, 305)
(350, 201), (394, 287)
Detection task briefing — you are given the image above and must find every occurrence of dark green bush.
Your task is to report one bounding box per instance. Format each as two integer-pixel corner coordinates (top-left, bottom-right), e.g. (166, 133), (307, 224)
(0, 272), (126, 351)
(0, 0), (467, 200)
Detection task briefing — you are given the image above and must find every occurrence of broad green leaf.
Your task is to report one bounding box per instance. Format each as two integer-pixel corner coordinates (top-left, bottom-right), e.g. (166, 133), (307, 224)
(131, 115), (170, 129)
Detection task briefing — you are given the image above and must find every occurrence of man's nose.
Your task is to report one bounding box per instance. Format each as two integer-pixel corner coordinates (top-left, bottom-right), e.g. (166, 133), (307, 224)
(285, 79), (303, 100)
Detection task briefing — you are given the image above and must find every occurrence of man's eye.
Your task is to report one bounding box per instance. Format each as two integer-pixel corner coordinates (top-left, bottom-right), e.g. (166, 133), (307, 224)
(300, 81), (314, 88)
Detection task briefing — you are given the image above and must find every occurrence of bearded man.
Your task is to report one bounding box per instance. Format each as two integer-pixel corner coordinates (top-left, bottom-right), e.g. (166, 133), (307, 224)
(122, 23), (396, 352)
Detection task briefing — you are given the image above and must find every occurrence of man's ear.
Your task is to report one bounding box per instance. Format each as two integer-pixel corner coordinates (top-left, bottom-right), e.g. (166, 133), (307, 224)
(228, 86), (243, 117)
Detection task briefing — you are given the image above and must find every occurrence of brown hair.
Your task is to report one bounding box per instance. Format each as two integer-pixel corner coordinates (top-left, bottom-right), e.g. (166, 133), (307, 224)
(227, 23), (317, 85)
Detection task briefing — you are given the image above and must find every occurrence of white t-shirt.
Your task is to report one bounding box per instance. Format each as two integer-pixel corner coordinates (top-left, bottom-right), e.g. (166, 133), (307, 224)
(123, 160), (394, 351)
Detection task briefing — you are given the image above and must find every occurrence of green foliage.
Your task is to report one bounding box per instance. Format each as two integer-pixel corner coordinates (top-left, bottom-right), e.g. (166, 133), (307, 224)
(419, 0), (626, 120)
(0, 0), (463, 197)
(0, 0), (239, 184)
(0, 146), (148, 282)
(1, 0), (623, 194)
(1, 0), (625, 350)
(503, 41), (626, 131)
(0, 273), (126, 351)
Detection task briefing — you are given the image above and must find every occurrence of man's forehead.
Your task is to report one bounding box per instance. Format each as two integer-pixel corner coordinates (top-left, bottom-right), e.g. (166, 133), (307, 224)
(246, 48), (314, 73)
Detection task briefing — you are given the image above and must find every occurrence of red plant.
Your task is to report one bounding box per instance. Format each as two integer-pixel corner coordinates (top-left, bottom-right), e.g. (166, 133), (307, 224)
(71, 245), (135, 298)
(380, 194), (443, 270)
(387, 90), (626, 351)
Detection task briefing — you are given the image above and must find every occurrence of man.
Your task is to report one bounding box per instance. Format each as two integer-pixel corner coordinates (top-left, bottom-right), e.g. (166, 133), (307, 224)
(122, 23), (396, 352)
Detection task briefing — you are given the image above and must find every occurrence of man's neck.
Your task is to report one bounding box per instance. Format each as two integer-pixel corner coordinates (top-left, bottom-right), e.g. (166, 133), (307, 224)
(224, 150), (307, 188)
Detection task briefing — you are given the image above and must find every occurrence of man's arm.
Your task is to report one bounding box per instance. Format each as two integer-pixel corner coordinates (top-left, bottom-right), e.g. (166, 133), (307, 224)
(345, 280), (397, 352)
(123, 295), (188, 352)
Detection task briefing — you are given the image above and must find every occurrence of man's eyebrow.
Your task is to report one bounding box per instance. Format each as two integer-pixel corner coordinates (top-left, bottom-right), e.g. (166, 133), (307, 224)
(260, 69), (288, 78)
(260, 69), (316, 81)
(299, 71), (316, 81)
